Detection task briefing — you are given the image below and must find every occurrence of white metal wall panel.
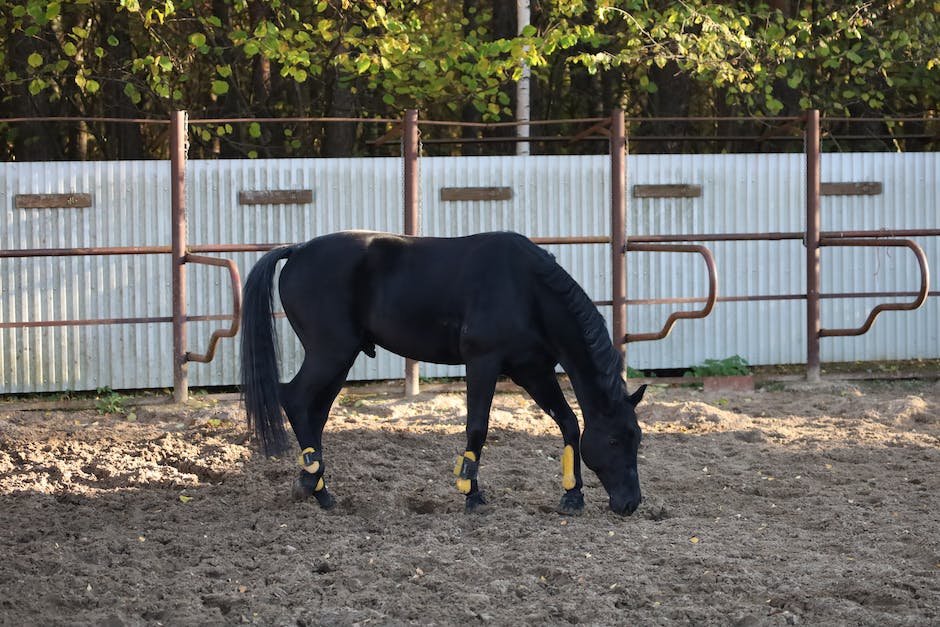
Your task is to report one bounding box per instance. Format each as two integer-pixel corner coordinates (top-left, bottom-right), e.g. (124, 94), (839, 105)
(627, 153), (807, 370)
(626, 152), (938, 370)
(184, 158), (404, 388)
(819, 153), (939, 362)
(1, 152), (937, 393)
(1, 161), (171, 393)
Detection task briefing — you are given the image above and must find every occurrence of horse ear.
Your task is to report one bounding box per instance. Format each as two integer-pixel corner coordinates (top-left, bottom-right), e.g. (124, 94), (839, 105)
(628, 384), (647, 406)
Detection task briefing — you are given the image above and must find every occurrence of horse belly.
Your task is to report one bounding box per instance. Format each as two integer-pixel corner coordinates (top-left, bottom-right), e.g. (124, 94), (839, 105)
(368, 312), (464, 365)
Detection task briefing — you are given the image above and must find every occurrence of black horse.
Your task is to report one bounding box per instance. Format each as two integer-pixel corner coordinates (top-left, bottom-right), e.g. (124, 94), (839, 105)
(240, 231), (646, 515)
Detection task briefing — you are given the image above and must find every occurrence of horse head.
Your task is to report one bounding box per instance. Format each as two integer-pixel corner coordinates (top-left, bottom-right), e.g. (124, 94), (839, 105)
(580, 384), (647, 515)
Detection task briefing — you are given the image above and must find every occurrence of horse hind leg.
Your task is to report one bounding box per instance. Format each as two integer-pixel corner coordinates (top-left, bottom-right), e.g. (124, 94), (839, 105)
(281, 355), (355, 509)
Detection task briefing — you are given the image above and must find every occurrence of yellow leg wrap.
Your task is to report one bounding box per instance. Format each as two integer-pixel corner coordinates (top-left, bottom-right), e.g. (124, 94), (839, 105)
(454, 451), (477, 494)
(298, 447), (321, 474)
(561, 445), (576, 490)
(315, 477), (325, 492)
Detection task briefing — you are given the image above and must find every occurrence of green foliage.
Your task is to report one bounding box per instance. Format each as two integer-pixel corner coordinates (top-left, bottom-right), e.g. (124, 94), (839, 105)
(0, 1), (937, 157)
(625, 366), (652, 379)
(686, 356), (751, 378)
(94, 386), (126, 415)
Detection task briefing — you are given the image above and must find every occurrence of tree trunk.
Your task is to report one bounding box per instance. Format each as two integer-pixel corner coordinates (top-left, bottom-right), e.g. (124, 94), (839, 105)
(322, 73), (358, 157)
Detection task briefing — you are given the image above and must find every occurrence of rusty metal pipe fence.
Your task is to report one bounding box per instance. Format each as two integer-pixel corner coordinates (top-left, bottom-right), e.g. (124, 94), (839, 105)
(0, 110), (935, 400)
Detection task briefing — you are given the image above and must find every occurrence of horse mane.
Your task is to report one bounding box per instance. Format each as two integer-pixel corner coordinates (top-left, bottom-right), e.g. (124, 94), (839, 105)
(525, 240), (626, 404)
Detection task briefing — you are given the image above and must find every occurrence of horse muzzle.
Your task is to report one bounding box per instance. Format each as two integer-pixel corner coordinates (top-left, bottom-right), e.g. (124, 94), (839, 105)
(609, 493), (641, 516)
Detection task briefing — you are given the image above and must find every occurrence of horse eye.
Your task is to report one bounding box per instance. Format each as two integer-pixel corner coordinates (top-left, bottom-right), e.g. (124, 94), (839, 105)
(608, 437), (620, 446)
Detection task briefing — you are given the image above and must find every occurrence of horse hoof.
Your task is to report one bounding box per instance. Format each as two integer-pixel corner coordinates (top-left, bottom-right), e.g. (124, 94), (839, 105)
(556, 491), (585, 516)
(464, 491), (489, 514)
(292, 474), (335, 509)
(313, 488), (336, 510)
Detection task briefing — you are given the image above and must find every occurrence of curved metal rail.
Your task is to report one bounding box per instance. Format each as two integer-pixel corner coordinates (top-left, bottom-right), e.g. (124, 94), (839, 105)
(184, 254), (242, 363)
(624, 243), (718, 343)
(818, 238), (929, 338)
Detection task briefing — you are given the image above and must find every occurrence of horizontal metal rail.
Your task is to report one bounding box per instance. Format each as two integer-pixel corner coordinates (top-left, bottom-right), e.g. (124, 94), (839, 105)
(6, 231), (932, 331)
(627, 228), (940, 244)
(0, 314), (235, 330)
(0, 248), (242, 337)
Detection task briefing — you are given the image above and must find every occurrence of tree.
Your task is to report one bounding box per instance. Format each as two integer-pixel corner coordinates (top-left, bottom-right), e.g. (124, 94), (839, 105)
(0, 0), (936, 159)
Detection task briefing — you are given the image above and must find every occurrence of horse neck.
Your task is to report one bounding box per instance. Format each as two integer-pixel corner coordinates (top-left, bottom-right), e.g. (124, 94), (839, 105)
(548, 305), (624, 417)
(559, 350), (623, 418)
(529, 246), (625, 417)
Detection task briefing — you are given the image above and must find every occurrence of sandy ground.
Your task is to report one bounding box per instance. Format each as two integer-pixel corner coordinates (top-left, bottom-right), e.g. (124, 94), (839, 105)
(1, 378), (939, 626)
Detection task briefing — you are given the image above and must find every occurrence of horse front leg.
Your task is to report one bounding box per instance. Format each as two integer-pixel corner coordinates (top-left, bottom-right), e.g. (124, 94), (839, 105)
(509, 366), (585, 515)
(456, 358), (500, 513)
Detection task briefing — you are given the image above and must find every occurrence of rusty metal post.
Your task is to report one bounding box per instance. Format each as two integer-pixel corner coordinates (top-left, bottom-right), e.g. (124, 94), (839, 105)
(171, 111), (189, 402)
(403, 109), (420, 396)
(805, 109), (821, 382)
(610, 109), (627, 364)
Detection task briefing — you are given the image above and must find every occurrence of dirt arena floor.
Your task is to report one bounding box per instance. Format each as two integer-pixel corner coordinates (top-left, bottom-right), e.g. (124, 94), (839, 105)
(2, 378), (939, 626)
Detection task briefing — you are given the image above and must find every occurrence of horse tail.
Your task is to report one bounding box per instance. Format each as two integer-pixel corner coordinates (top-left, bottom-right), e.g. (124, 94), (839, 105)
(240, 245), (295, 456)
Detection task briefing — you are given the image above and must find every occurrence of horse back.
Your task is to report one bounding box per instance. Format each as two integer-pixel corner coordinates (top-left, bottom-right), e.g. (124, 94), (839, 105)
(279, 231), (549, 365)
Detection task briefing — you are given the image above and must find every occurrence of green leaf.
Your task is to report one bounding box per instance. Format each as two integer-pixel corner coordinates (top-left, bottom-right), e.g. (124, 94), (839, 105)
(27, 53), (43, 68)
(190, 33), (206, 48)
(786, 68), (803, 89)
(355, 55), (372, 73)
(124, 82), (142, 104)
(248, 122), (262, 138)
(108, 35), (120, 47)
(211, 80), (229, 95)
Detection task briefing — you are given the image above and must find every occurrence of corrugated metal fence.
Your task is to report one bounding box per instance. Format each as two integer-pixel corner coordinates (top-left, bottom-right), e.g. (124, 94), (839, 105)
(1, 152), (937, 393)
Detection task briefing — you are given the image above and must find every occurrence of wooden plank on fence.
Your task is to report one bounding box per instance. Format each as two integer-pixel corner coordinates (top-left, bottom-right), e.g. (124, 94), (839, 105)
(238, 189), (313, 205)
(440, 186), (513, 201)
(15, 193), (92, 209)
(821, 182), (882, 196)
(632, 184), (702, 198)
